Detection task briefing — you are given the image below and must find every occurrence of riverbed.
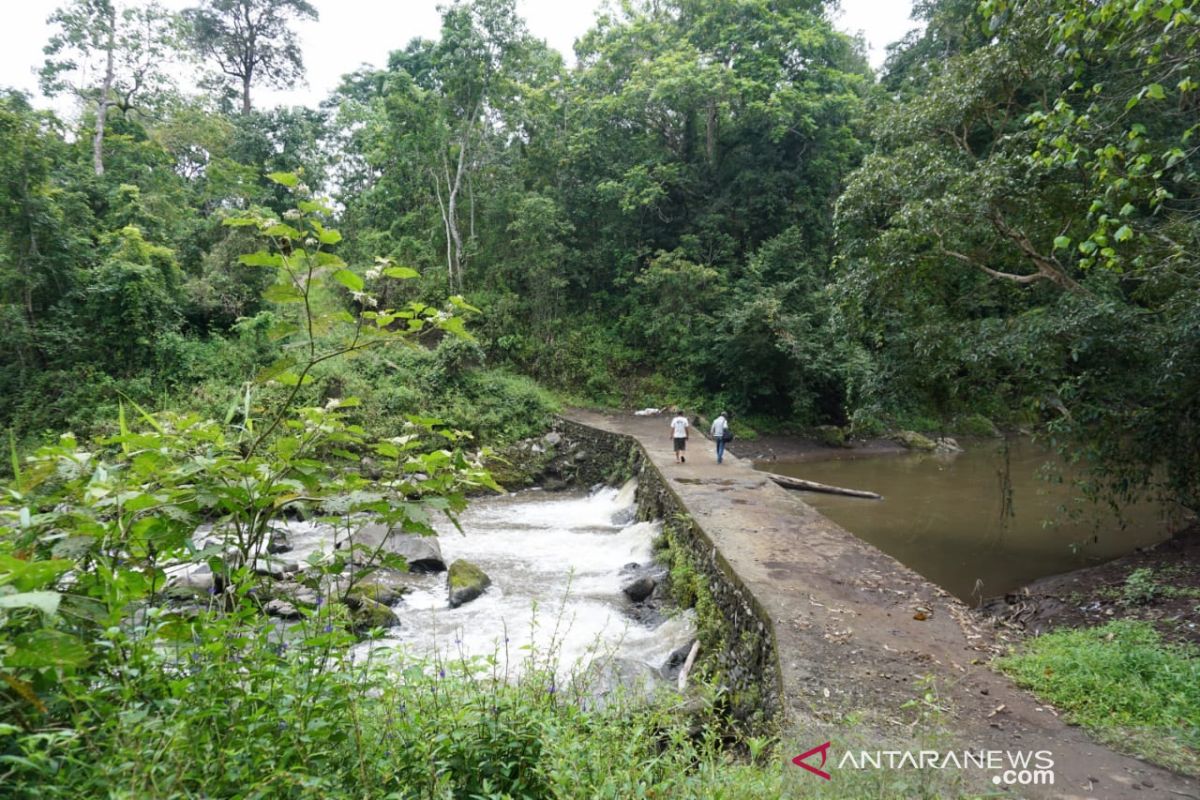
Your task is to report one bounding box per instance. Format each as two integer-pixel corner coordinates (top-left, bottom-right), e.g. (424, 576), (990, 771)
(756, 438), (1185, 603)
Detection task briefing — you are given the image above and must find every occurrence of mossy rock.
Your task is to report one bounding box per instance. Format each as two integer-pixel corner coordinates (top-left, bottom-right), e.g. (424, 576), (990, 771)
(954, 413), (1001, 438)
(348, 578), (409, 606)
(342, 597), (399, 633)
(447, 559), (492, 608)
(815, 425), (848, 448)
(892, 430), (937, 451)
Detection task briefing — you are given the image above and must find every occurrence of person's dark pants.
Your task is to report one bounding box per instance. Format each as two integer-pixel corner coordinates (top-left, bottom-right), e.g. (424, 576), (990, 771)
(716, 437), (726, 463)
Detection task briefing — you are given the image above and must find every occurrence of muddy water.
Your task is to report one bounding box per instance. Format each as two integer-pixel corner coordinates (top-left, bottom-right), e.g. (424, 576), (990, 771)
(757, 439), (1184, 603)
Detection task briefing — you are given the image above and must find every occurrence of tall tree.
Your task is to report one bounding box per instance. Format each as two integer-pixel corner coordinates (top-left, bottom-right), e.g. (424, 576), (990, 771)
(41, 0), (178, 175)
(182, 0), (317, 115)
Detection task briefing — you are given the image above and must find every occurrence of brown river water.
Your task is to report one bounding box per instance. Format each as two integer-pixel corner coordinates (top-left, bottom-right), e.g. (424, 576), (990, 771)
(755, 438), (1186, 604)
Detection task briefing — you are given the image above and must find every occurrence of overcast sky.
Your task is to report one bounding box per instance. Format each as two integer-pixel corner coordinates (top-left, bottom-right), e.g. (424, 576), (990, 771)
(1, 0), (918, 112)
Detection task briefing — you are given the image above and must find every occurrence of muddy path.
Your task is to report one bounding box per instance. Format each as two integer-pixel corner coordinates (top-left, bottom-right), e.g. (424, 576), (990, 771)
(565, 409), (1199, 800)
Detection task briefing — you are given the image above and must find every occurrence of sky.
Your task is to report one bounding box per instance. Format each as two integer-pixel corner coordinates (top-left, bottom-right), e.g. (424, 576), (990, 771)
(1, 0), (919, 113)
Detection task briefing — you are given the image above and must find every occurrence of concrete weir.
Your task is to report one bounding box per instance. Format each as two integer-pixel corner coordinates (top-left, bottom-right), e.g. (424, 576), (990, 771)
(562, 409), (1198, 800)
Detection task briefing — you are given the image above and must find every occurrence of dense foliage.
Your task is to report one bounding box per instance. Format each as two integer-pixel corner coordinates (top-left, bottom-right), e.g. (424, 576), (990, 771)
(3, 0), (1196, 505)
(2, 0), (1198, 794)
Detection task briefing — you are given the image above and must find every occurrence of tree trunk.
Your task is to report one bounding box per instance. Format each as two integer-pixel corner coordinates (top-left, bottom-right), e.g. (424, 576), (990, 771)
(93, 16), (116, 176)
(767, 473), (882, 500)
(242, 73), (253, 115)
(445, 137), (468, 291)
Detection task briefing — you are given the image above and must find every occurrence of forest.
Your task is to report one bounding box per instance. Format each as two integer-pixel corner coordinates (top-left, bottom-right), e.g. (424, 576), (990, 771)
(1, 0), (1198, 796)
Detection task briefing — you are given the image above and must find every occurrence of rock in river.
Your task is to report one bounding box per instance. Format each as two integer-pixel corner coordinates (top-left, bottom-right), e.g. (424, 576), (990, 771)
(447, 559), (492, 608)
(343, 596), (399, 632)
(342, 524), (446, 573)
(622, 576), (657, 603)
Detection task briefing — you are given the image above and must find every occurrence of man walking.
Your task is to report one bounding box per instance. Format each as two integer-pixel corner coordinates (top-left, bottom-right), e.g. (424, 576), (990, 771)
(670, 411), (689, 463)
(710, 411), (730, 464)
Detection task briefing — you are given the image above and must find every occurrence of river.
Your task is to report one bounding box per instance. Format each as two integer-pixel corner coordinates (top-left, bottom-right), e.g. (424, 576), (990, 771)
(347, 480), (696, 684)
(756, 438), (1185, 603)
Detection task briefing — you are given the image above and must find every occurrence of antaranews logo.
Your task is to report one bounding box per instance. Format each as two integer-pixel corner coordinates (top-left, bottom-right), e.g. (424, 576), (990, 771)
(792, 742), (832, 780)
(791, 743), (1055, 788)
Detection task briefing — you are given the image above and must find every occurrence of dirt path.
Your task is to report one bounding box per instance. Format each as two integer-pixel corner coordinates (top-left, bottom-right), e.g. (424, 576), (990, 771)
(566, 409), (1199, 800)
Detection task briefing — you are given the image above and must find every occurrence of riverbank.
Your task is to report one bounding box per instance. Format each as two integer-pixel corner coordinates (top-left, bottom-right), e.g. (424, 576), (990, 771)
(563, 409), (1200, 798)
(728, 434), (909, 463)
(984, 524), (1200, 647)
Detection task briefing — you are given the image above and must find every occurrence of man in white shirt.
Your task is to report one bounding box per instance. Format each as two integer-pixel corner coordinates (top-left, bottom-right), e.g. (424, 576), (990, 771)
(710, 411), (729, 464)
(669, 412), (689, 463)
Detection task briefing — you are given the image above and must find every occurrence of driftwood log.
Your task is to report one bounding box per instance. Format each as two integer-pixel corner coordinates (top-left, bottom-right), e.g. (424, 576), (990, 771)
(768, 473), (882, 500)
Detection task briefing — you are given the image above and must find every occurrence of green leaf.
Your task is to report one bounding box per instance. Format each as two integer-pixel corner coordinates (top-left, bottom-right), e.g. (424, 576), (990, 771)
(255, 357), (298, 385)
(298, 199), (331, 214)
(1114, 225), (1133, 242)
(267, 321), (300, 341)
(263, 223), (302, 239)
(7, 630), (88, 668)
(383, 266), (420, 280)
(267, 171), (299, 187)
(0, 556), (73, 591)
(263, 282), (305, 304)
(0, 591), (61, 615)
(317, 228), (342, 246)
(119, 393), (165, 434)
(276, 372), (315, 387)
(449, 295), (482, 314)
(315, 252), (347, 268)
(1145, 83), (1166, 101)
(331, 269), (364, 292)
(1053, 235), (1071, 251)
(238, 251), (284, 268)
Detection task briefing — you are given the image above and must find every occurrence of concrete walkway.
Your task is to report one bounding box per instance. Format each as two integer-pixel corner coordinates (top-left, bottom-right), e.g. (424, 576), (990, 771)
(566, 409), (1199, 800)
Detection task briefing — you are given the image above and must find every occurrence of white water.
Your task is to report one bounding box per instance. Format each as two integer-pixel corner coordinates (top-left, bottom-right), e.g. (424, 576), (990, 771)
(357, 481), (692, 680)
(166, 479), (695, 684)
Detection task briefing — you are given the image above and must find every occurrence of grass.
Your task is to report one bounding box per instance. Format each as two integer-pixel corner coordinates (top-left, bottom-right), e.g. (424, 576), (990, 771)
(996, 620), (1200, 775)
(0, 605), (985, 799)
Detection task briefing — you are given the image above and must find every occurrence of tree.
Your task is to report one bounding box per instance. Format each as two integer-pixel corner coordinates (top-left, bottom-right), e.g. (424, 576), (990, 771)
(41, 0), (179, 176)
(182, 0), (317, 115)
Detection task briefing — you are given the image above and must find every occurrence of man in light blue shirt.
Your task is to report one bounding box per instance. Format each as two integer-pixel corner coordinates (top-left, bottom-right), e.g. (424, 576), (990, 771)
(710, 412), (729, 464)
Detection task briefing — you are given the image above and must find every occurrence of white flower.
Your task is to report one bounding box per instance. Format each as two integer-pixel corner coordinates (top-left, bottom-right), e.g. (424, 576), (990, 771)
(283, 209), (302, 220)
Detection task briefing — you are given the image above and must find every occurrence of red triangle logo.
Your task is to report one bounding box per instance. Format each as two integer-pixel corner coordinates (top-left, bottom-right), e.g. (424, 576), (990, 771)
(792, 741), (832, 780)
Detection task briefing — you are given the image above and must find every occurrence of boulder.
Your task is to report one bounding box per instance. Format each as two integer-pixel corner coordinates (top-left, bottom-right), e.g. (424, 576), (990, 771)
(892, 430), (937, 451)
(933, 437), (963, 454)
(660, 639), (700, 681)
(343, 597), (399, 632)
(165, 562), (215, 593)
(348, 576), (410, 606)
(447, 559), (492, 608)
(622, 576), (657, 603)
(543, 431), (563, 446)
(267, 530), (292, 554)
(264, 598), (301, 619)
(343, 525), (446, 573)
(252, 558), (298, 579)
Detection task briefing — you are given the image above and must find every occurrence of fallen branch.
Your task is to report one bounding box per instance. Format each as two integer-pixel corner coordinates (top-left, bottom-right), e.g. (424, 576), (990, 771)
(768, 473), (882, 500)
(677, 640), (701, 691)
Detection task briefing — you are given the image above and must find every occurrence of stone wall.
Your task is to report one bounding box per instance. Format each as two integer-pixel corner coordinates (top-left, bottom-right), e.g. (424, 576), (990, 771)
(556, 417), (782, 730)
